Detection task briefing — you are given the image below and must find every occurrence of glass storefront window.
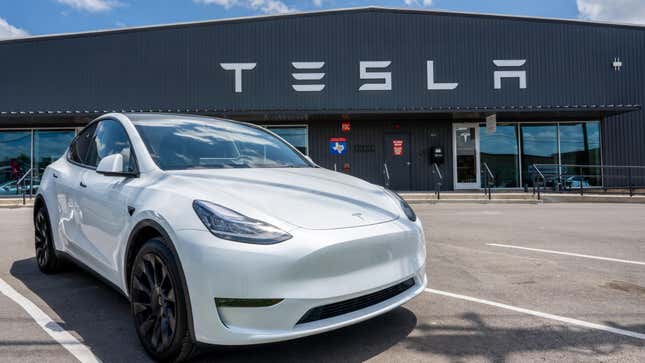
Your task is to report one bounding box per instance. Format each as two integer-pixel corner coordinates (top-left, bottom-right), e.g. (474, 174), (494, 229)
(34, 130), (76, 188)
(475, 121), (602, 188)
(558, 122), (601, 187)
(265, 126), (308, 155)
(0, 131), (32, 196)
(520, 124), (559, 186)
(480, 124), (519, 187)
(0, 129), (75, 197)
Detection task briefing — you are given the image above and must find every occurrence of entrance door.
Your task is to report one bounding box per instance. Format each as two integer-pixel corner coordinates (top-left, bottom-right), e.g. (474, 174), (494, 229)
(453, 123), (480, 189)
(384, 133), (411, 190)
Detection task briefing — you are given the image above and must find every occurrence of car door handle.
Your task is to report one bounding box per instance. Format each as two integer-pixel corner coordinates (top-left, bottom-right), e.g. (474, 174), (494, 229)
(52, 173), (58, 178)
(79, 181), (87, 188)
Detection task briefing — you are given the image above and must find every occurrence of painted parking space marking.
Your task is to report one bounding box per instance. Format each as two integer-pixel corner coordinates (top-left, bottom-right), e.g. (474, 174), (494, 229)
(425, 288), (645, 341)
(0, 278), (101, 363)
(487, 243), (645, 266)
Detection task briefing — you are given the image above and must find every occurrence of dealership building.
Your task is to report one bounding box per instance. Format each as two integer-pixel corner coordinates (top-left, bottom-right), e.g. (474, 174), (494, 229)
(0, 7), (644, 194)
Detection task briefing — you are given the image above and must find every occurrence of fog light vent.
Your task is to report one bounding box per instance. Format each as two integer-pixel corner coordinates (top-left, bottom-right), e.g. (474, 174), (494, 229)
(214, 298), (283, 308)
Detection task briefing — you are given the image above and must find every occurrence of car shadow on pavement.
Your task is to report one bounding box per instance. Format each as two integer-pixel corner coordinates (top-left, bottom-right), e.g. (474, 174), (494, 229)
(405, 312), (645, 363)
(10, 257), (418, 363)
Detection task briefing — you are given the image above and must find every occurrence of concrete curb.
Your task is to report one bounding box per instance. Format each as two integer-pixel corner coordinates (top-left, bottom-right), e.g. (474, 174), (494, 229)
(406, 199), (542, 205)
(0, 199), (34, 208)
(401, 193), (645, 204)
(540, 195), (645, 204)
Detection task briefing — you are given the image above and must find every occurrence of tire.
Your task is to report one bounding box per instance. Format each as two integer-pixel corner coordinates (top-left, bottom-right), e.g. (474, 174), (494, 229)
(130, 238), (196, 363)
(34, 204), (61, 274)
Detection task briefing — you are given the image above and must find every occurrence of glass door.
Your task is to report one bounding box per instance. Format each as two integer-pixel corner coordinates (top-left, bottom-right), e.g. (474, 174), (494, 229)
(453, 123), (480, 189)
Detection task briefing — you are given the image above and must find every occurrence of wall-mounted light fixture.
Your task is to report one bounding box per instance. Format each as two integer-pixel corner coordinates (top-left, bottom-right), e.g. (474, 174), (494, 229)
(613, 57), (623, 71)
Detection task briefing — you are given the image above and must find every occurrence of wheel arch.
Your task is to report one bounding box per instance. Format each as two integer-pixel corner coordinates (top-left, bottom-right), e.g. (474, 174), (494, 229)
(33, 194), (46, 221)
(124, 219), (196, 340)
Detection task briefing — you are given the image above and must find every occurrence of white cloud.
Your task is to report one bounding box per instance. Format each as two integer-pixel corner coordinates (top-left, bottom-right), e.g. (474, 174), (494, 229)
(55, 0), (120, 12)
(195, 0), (294, 14)
(577, 0), (645, 24)
(404, 0), (432, 7)
(0, 17), (29, 40)
(312, 0), (323, 7)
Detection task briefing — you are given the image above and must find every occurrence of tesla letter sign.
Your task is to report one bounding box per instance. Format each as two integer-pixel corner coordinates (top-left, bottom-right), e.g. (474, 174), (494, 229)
(218, 59), (527, 94)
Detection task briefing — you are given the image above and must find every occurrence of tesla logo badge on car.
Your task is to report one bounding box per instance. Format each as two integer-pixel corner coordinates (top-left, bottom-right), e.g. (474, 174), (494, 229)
(392, 139), (404, 156)
(330, 137), (347, 155)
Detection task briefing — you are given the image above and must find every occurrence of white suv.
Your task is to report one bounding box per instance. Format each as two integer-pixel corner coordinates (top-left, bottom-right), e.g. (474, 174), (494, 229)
(34, 113), (427, 362)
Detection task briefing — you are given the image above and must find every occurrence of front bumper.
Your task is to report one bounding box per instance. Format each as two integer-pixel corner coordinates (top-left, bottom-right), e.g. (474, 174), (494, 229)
(175, 218), (427, 345)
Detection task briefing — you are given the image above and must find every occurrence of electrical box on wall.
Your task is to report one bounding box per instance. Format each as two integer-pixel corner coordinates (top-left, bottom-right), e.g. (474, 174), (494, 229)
(430, 146), (444, 165)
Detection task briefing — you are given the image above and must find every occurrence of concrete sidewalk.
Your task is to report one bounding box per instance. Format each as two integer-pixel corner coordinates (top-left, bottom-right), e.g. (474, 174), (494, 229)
(400, 191), (645, 204)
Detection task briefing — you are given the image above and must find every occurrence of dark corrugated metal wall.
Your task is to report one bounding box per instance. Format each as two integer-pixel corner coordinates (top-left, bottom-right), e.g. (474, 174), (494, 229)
(2, 9), (643, 112)
(0, 8), (643, 177)
(295, 119), (452, 190)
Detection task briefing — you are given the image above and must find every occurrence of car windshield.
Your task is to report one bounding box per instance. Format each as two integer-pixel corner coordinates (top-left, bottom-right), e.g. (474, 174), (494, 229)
(133, 117), (312, 170)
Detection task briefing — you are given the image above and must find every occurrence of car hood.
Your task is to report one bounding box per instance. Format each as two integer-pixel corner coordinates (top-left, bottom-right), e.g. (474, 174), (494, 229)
(165, 167), (400, 230)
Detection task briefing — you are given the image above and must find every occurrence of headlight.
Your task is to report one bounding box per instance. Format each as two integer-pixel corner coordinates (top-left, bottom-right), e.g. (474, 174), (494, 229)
(193, 200), (292, 244)
(385, 190), (417, 222)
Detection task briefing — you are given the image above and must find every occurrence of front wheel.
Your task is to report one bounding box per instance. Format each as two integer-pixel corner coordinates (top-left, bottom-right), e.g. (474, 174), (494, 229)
(130, 238), (195, 362)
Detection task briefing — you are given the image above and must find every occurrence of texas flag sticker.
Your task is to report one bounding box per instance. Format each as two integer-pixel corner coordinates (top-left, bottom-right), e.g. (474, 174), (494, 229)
(329, 137), (347, 155)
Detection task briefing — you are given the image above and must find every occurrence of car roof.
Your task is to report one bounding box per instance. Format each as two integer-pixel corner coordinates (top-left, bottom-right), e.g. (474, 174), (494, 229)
(122, 113), (224, 123)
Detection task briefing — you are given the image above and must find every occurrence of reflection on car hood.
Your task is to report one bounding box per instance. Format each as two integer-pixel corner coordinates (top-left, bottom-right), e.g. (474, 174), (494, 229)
(166, 167), (400, 230)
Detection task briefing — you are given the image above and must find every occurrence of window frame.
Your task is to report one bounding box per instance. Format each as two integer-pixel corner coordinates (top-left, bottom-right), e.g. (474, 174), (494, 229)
(67, 122), (98, 169)
(262, 124), (309, 156)
(67, 119), (140, 176)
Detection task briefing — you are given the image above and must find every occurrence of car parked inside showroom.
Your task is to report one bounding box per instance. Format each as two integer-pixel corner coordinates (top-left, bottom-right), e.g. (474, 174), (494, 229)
(34, 113), (427, 362)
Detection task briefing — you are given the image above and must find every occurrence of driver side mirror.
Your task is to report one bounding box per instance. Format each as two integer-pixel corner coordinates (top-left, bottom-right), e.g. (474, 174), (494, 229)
(96, 154), (137, 177)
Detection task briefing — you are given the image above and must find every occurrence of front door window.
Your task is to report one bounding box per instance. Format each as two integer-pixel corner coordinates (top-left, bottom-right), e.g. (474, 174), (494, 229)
(454, 125), (480, 189)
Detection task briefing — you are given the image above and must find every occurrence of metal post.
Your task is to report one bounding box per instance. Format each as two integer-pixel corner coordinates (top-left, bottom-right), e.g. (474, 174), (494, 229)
(29, 167), (33, 199)
(628, 168), (633, 197)
(579, 166), (584, 196)
(383, 162), (390, 189)
(435, 182), (441, 200)
(535, 178), (541, 201)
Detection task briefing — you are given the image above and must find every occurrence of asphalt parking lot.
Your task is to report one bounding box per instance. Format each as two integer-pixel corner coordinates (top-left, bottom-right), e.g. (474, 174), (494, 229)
(1, 203), (644, 362)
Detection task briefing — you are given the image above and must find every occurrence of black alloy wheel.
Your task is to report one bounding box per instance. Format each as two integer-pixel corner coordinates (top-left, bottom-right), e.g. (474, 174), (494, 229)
(130, 239), (194, 362)
(34, 205), (60, 273)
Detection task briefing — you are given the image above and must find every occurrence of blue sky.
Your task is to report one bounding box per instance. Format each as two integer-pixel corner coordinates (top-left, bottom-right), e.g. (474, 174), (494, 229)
(1, 0), (643, 39)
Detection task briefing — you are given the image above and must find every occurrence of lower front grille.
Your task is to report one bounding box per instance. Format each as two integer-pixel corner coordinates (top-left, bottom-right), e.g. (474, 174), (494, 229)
(296, 278), (416, 325)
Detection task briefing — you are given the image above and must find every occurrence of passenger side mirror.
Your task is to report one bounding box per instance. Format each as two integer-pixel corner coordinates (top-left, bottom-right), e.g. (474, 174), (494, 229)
(96, 154), (136, 177)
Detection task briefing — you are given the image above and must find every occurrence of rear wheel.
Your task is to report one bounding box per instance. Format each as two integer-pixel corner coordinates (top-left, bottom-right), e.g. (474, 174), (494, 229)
(34, 205), (61, 274)
(130, 238), (195, 362)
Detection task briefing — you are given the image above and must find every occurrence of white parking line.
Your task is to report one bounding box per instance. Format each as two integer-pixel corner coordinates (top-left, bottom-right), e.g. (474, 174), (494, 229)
(0, 278), (101, 363)
(487, 243), (645, 266)
(425, 288), (645, 340)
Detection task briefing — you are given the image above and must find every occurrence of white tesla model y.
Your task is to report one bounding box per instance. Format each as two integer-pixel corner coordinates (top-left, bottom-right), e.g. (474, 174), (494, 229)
(34, 113), (427, 362)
